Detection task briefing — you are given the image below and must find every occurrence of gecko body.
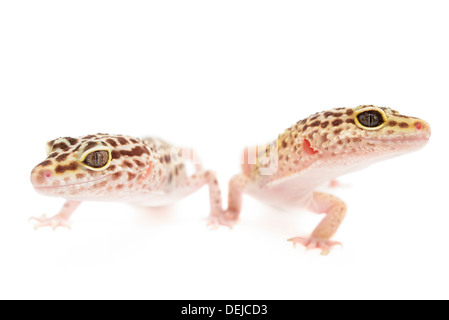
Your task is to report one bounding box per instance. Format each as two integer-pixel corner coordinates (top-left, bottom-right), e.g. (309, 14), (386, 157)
(30, 134), (222, 228)
(210, 105), (431, 254)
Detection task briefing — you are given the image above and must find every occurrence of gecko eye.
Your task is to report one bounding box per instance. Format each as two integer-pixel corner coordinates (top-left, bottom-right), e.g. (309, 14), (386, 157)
(354, 108), (386, 130)
(80, 148), (112, 170)
(84, 150), (110, 168)
(357, 110), (383, 127)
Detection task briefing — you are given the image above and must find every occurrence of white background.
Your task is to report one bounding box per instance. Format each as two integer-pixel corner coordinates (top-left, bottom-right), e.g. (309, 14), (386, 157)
(0, 1), (448, 300)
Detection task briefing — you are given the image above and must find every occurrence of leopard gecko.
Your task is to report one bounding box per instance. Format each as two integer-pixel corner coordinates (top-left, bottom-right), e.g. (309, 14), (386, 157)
(209, 105), (431, 255)
(30, 134), (223, 229)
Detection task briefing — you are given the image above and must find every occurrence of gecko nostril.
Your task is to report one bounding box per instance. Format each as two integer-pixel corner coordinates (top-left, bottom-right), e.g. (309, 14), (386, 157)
(415, 122), (423, 130)
(31, 169), (53, 186)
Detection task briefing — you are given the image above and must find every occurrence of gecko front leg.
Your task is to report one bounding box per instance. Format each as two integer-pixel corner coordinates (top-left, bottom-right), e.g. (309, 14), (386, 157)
(30, 200), (81, 230)
(289, 191), (346, 255)
(176, 170), (224, 221)
(208, 174), (248, 228)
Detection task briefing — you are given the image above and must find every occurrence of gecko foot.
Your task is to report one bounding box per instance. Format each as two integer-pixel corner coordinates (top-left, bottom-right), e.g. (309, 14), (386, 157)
(29, 214), (72, 230)
(288, 236), (342, 256)
(207, 210), (239, 230)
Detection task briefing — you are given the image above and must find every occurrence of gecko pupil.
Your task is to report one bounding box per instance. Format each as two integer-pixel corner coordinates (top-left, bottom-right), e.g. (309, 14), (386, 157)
(357, 110), (383, 128)
(84, 150), (109, 168)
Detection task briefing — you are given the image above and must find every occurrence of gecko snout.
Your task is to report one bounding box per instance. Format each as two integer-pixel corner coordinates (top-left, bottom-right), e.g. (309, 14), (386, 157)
(30, 168), (54, 187)
(414, 120), (431, 138)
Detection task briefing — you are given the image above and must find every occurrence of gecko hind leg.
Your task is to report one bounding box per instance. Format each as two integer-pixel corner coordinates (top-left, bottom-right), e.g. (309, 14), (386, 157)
(30, 200), (81, 230)
(288, 191), (346, 255)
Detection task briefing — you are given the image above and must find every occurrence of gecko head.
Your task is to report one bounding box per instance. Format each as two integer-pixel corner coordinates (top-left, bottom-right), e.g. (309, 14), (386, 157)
(30, 134), (151, 199)
(300, 105), (431, 163)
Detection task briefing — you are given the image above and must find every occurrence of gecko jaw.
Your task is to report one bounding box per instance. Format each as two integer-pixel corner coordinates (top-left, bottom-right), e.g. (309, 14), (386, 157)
(362, 136), (430, 142)
(32, 173), (113, 190)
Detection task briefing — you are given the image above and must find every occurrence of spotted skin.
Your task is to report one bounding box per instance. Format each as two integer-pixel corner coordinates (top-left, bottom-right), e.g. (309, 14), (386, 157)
(30, 134), (223, 228)
(213, 105), (431, 255)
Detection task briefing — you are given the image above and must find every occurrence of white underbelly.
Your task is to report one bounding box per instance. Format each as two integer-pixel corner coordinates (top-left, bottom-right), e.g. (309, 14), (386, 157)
(246, 176), (317, 210)
(64, 188), (194, 207)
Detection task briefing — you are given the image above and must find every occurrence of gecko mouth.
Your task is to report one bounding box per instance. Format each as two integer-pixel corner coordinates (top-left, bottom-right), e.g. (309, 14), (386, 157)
(362, 136), (430, 142)
(32, 174), (112, 190)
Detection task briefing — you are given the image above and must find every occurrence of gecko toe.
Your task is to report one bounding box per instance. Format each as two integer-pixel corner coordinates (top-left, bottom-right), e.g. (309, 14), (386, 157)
(30, 215), (72, 230)
(207, 211), (238, 230)
(288, 236), (342, 255)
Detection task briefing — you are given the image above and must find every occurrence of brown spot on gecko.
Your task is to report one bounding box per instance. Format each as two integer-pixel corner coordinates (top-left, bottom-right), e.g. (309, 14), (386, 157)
(117, 184), (124, 190)
(346, 119), (355, 124)
(37, 160), (52, 167)
(47, 140), (55, 149)
(332, 119), (343, 126)
(324, 112), (343, 118)
(387, 130), (395, 135)
(282, 139), (288, 149)
(112, 146), (149, 160)
(123, 160), (133, 168)
(55, 153), (70, 162)
(52, 142), (70, 151)
(128, 172), (136, 180)
(55, 162), (78, 174)
(117, 137), (128, 145)
(112, 172), (122, 180)
(133, 159), (145, 167)
(82, 135), (96, 140)
(47, 152), (58, 159)
(106, 139), (118, 147)
(130, 138), (139, 144)
(310, 120), (321, 127)
(346, 109), (354, 115)
(334, 128), (343, 135)
(76, 173), (86, 179)
(399, 122), (409, 128)
(73, 144), (82, 152)
(65, 137), (79, 145)
(352, 138), (362, 143)
(388, 121), (397, 127)
(320, 121), (329, 128)
(84, 141), (98, 151)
